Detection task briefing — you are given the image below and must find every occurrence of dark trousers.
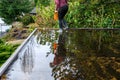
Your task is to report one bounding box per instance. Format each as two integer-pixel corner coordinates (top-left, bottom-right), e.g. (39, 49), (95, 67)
(58, 5), (68, 29)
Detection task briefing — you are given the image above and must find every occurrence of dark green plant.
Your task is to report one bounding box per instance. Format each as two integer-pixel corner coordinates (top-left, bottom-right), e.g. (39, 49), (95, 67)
(35, 0), (120, 28)
(0, 0), (34, 24)
(0, 38), (19, 66)
(36, 0), (50, 7)
(20, 14), (35, 25)
(0, 39), (4, 44)
(0, 43), (19, 66)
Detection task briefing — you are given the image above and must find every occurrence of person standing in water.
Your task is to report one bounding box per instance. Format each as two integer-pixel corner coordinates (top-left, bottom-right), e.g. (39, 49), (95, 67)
(54, 0), (69, 32)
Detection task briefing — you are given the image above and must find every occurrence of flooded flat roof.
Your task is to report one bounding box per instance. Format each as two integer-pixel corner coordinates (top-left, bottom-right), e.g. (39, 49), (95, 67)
(1, 29), (120, 80)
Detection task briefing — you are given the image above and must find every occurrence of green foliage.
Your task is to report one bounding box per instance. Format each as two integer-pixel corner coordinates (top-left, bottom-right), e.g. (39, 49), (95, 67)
(66, 0), (120, 28)
(0, 38), (19, 66)
(20, 14), (35, 25)
(36, 0), (50, 7)
(35, 0), (120, 28)
(0, 39), (4, 44)
(66, 1), (81, 28)
(0, 0), (34, 24)
(34, 0), (38, 6)
(36, 0), (57, 28)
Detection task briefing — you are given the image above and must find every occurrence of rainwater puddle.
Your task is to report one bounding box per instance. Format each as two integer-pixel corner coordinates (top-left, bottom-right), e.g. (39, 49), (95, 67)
(1, 29), (120, 80)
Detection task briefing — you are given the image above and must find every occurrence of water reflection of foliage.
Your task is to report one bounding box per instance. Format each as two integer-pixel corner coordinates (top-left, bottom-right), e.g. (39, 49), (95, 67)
(36, 30), (59, 54)
(51, 57), (85, 80)
(36, 30), (120, 80)
(65, 30), (120, 80)
(36, 30), (58, 45)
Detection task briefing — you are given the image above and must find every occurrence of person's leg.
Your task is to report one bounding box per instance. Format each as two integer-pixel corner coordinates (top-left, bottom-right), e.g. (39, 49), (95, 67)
(58, 19), (68, 30)
(58, 9), (63, 32)
(58, 19), (63, 29)
(62, 19), (68, 29)
(58, 5), (68, 29)
(58, 11), (64, 29)
(59, 19), (67, 29)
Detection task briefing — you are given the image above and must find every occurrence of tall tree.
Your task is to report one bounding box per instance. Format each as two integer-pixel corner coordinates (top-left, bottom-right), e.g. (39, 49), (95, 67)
(0, 0), (34, 24)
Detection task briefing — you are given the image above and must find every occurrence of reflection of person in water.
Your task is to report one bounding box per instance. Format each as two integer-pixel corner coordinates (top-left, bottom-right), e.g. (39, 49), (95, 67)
(50, 32), (66, 67)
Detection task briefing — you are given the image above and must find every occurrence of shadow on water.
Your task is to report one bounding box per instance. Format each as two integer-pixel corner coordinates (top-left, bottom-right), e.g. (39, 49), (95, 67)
(1, 29), (120, 80)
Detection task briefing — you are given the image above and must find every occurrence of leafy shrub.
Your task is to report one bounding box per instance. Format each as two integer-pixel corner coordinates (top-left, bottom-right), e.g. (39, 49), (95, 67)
(0, 43), (19, 66)
(0, 39), (4, 44)
(35, 0), (120, 28)
(35, 0), (57, 28)
(21, 14), (35, 25)
(0, 0), (34, 24)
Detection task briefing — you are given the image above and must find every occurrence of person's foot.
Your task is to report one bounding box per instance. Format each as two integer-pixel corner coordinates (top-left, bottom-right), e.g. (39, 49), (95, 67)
(63, 26), (69, 30)
(57, 28), (63, 33)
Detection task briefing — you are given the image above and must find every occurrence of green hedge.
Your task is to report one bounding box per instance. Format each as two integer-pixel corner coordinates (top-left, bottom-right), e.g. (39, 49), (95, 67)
(35, 0), (120, 28)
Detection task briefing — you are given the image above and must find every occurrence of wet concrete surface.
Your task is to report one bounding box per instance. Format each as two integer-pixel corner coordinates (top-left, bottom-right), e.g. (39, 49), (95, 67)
(1, 29), (120, 80)
(1, 32), (54, 80)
